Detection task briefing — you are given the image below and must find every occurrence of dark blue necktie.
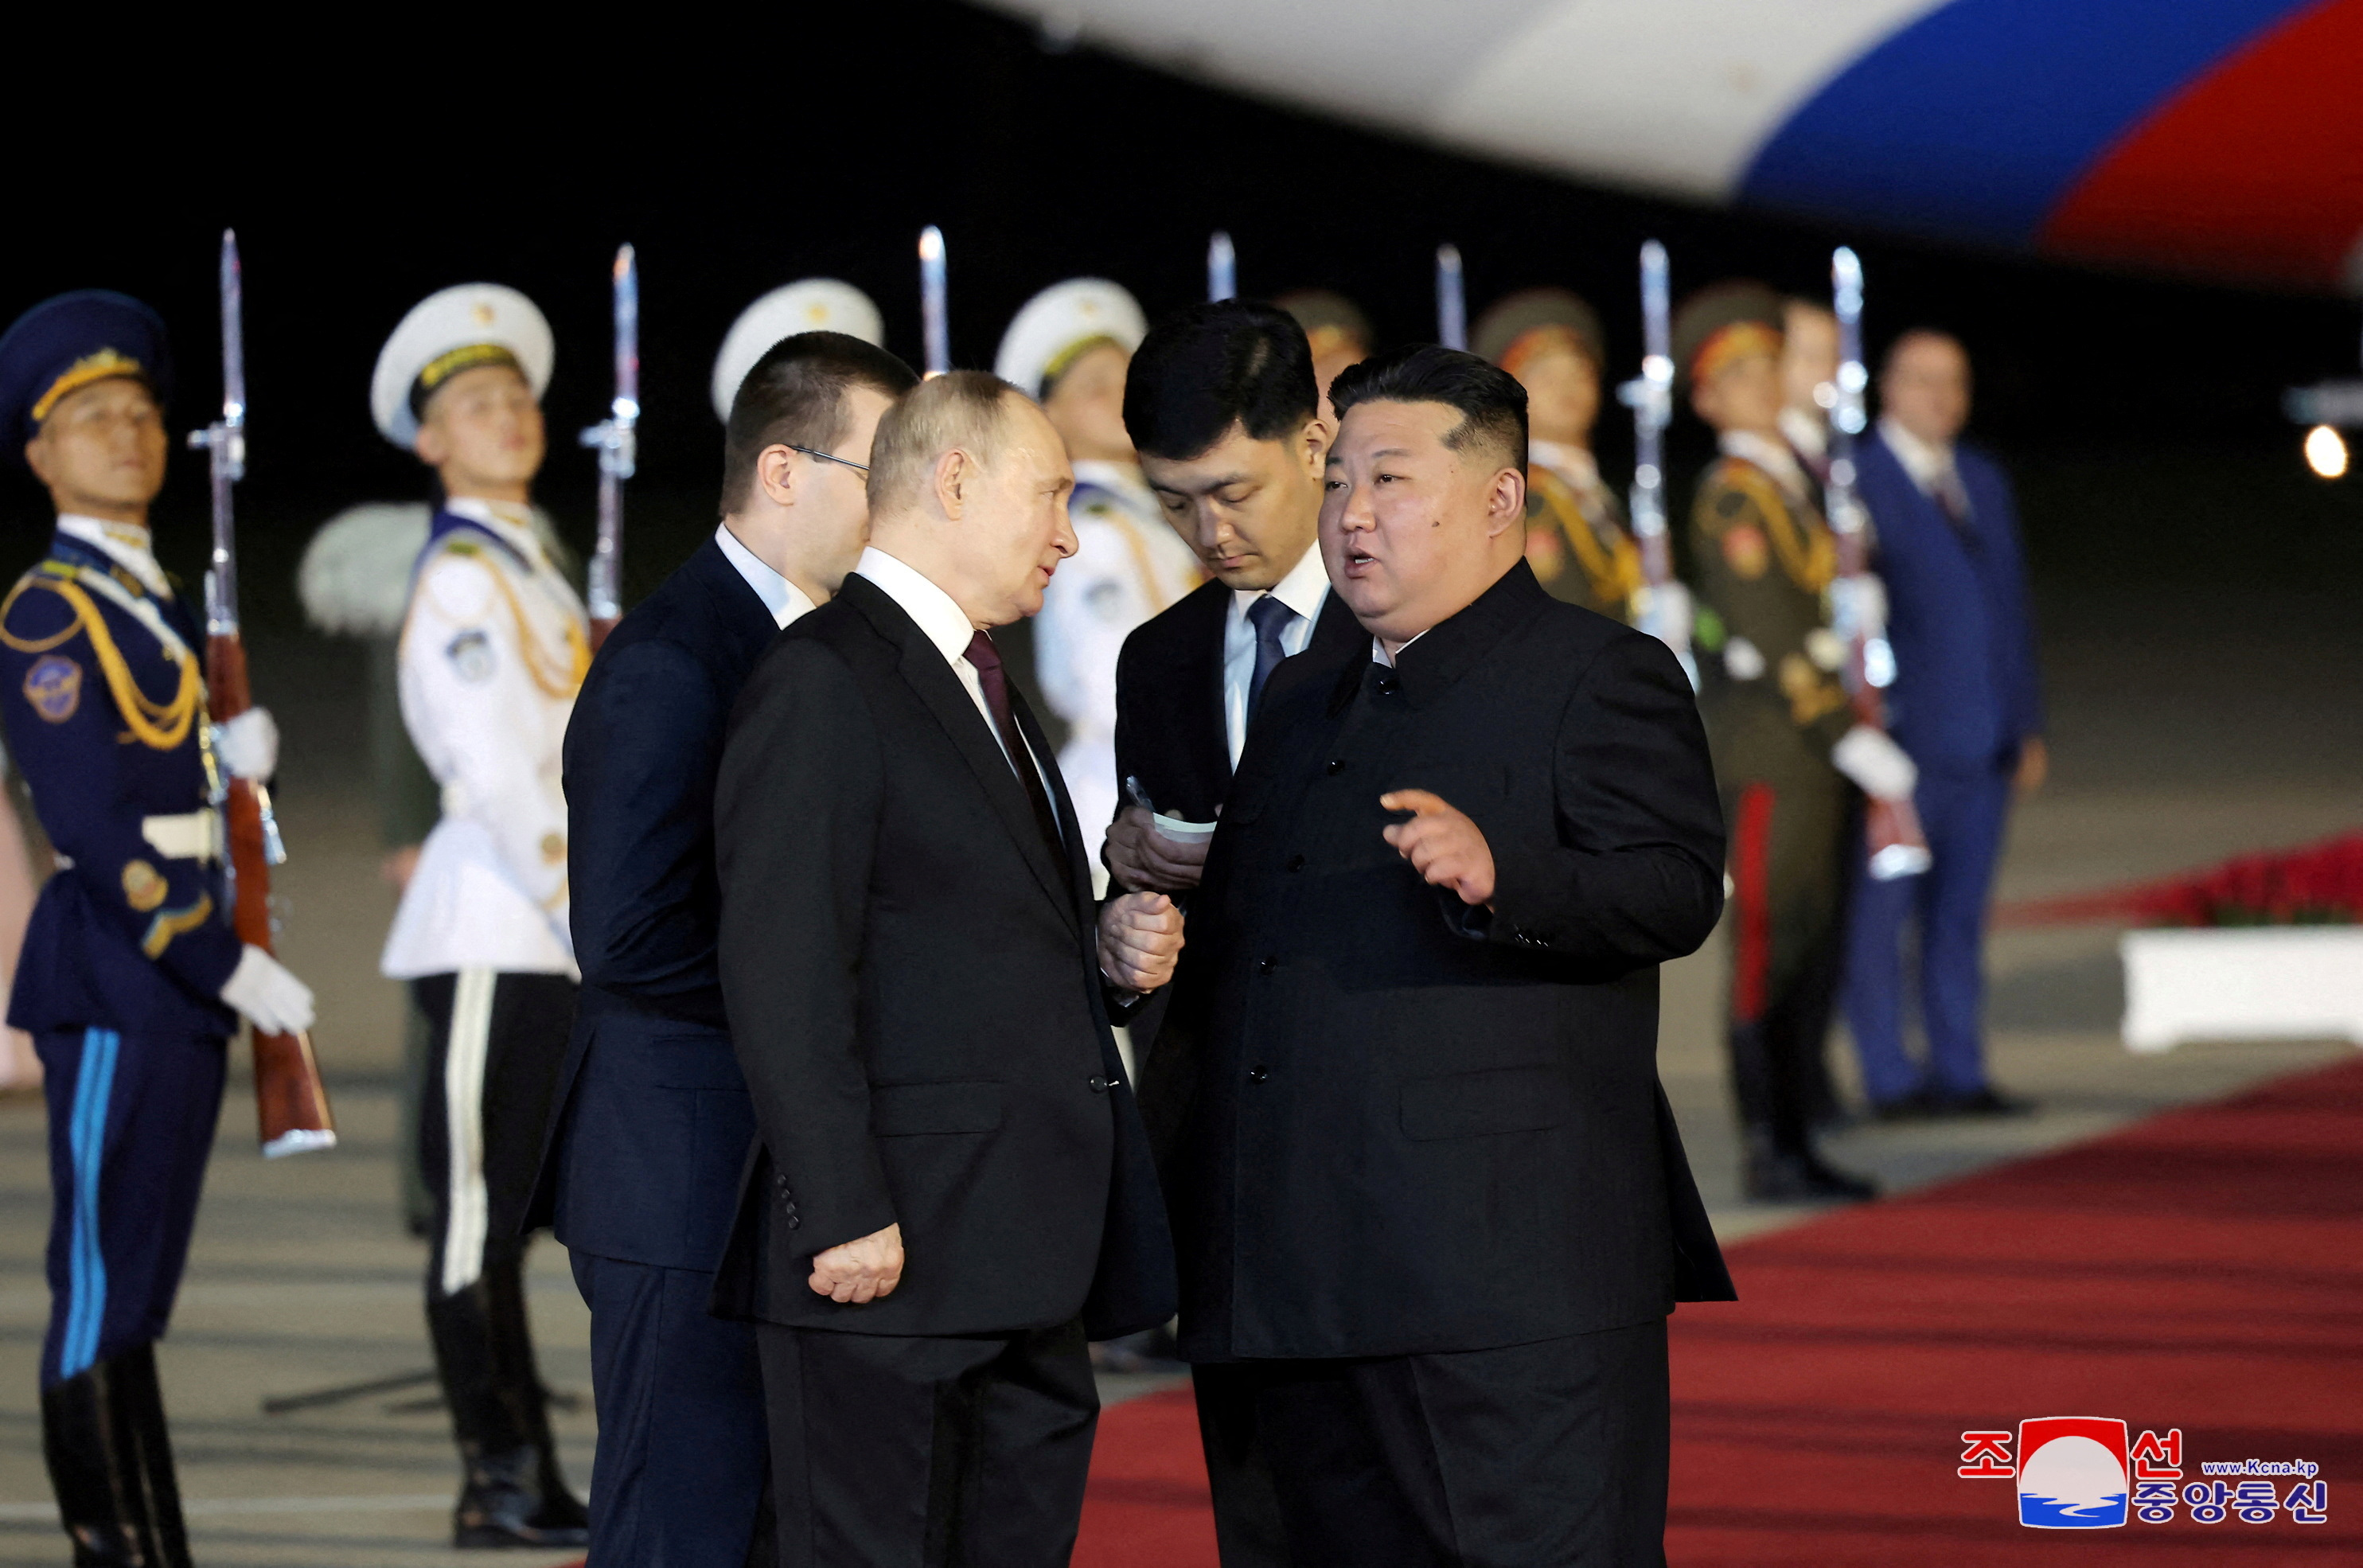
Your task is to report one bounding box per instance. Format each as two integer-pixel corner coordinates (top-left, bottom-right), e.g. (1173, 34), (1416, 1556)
(1246, 595), (1300, 714)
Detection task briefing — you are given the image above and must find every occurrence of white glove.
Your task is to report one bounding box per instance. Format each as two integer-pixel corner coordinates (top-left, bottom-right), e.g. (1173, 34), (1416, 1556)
(220, 944), (316, 1035)
(1831, 724), (1919, 802)
(1827, 573), (1889, 642)
(1632, 580), (1694, 659)
(213, 708), (280, 781)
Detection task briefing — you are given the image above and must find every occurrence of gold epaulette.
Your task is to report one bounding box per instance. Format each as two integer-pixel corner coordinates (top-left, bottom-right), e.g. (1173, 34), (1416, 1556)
(0, 564), (201, 750)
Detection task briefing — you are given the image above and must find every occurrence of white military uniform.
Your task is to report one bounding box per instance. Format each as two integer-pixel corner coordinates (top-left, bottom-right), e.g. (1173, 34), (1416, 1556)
(365, 283), (590, 1547)
(996, 279), (1201, 866)
(381, 499), (587, 980)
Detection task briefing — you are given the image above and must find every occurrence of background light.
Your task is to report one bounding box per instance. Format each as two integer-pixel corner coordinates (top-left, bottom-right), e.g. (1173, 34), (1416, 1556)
(2303, 424), (2349, 479)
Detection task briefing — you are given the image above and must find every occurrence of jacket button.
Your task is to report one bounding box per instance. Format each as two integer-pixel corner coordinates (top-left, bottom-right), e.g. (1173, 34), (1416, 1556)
(1326, 759), (1346, 775)
(1375, 673), (1400, 696)
(1285, 853), (1306, 872)
(784, 1212), (801, 1231)
(1248, 1066), (1270, 1084)
(1087, 1075), (1109, 1094)
(1255, 956), (1276, 975)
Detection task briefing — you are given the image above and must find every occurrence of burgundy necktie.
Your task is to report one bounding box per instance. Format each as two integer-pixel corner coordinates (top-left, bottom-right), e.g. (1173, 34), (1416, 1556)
(964, 630), (1066, 864)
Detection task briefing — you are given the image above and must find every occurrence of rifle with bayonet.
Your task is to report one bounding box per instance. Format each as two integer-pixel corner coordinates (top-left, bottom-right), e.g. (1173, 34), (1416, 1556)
(1828, 247), (1932, 880)
(1619, 240), (1698, 686)
(579, 243), (638, 648)
(189, 229), (337, 1157)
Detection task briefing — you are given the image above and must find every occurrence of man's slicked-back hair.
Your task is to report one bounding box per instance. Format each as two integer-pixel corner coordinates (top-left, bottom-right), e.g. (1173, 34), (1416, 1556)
(722, 331), (918, 516)
(1122, 299), (1319, 461)
(865, 369), (1027, 517)
(1329, 344), (1528, 474)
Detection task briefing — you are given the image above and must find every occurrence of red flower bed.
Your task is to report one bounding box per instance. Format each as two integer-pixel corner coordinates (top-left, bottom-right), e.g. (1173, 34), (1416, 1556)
(1995, 832), (2363, 928)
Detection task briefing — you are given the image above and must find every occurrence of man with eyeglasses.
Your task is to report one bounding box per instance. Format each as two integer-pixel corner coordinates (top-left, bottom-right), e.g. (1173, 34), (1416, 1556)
(533, 326), (916, 1566)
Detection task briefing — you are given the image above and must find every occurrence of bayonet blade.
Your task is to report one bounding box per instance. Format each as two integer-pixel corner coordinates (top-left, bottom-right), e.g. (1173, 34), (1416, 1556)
(1435, 244), (1466, 351)
(919, 225), (949, 378)
(1207, 231), (1236, 302)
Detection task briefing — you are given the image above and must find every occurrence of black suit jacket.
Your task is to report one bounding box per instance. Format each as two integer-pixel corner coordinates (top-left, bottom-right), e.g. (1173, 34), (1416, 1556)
(1148, 561), (1735, 1363)
(709, 573), (1175, 1340)
(1111, 576), (1365, 825)
(525, 537), (777, 1263)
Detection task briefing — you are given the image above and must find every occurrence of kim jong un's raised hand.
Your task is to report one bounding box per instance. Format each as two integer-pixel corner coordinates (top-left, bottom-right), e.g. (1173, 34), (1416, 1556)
(1380, 790), (1497, 908)
(1097, 891), (1185, 993)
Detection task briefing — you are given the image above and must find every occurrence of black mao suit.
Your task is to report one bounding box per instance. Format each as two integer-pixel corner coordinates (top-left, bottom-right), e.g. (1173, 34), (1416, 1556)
(1111, 572), (1360, 1567)
(529, 536), (778, 1566)
(1148, 560), (1734, 1564)
(712, 572), (1173, 1566)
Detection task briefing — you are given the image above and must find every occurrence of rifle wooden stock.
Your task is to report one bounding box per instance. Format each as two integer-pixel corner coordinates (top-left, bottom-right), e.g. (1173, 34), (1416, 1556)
(207, 634), (336, 1156)
(589, 616), (618, 652)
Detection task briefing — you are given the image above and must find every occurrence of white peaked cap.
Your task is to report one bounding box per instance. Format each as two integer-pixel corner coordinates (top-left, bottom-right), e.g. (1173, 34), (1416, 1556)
(369, 283), (554, 447)
(994, 279), (1147, 400)
(712, 279), (887, 422)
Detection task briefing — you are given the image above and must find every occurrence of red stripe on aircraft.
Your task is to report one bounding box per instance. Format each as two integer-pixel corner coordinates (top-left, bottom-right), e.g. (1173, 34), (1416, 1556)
(2039, 0), (2363, 291)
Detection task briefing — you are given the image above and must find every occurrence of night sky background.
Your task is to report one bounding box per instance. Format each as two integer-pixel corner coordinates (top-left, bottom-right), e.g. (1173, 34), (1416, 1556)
(9, 2), (2359, 634)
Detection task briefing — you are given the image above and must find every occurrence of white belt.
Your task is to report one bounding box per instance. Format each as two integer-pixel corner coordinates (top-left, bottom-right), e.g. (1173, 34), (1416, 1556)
(141, 809), (224, 864)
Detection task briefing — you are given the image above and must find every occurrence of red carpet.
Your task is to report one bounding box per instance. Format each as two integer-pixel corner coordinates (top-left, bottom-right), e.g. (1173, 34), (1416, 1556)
(1074, 1055), (2363, 1564)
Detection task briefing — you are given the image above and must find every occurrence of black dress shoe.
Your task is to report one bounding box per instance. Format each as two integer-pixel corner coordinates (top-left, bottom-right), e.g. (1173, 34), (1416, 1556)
(1744, 1146), (1878, 1203)
(454, 1446), (590, 1550)
(1870, 1088), (1941, 1123)
(1929, 1086), (2036, 1118)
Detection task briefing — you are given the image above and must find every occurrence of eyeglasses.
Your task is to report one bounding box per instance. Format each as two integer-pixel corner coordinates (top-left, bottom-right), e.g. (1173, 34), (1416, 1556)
(789, 444), (868, 473)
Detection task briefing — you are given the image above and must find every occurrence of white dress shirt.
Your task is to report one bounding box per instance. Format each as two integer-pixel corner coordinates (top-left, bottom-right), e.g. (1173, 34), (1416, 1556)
(1222, 541), (1331, 765)
(1878, 415), (1957, 496)
(852, 546), (1055, 798)
(715, 523), (816, 629)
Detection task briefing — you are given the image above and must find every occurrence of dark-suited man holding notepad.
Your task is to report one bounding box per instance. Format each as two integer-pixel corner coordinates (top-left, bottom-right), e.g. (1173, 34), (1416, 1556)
(713, 371), (1181, 1566)
(1150, 345), (1736, 1564)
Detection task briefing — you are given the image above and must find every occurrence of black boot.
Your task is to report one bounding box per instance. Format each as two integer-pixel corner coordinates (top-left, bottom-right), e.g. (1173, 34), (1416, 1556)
(1741, 1125), (1878, 1203)
(41, 1346), (193, 1566)
(428, 1270), (588, 1550)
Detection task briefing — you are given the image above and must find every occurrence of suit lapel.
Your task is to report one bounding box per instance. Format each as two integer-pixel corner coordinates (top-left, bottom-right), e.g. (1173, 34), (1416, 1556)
(1176, 584), (1232, 789)
(842, 579), (1078, 926)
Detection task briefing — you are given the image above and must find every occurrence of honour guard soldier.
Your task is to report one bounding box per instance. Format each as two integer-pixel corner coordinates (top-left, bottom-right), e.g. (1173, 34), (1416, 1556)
(0, 291), (315, 1566)
(1274, 288), (1372, 424)
(372, 284), (590, 1548)
(997, 279), (1201, 867)
(1777, 297), (1841, 486)
(1474, 287), (1644, 619)
(1675, 283), (1905, 1203)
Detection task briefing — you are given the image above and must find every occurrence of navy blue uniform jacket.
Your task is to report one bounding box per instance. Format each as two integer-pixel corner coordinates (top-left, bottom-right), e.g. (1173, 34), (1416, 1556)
(1858, 433), (2043, 766)
(526, 537), (777, 1266)
(0, 536), (239, 1038)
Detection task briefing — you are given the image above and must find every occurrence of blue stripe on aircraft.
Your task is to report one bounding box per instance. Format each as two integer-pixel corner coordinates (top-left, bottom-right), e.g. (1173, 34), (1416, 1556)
(1737, 0), (2310, 248)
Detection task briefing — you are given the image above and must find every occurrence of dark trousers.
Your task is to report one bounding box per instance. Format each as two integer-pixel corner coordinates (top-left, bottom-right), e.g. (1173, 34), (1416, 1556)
(756, 1319), (1098, 1567)
(1722, 774), (1851, 1152)
(573, 1253), (771, 1567)
(415, 971), (577, 1470)
(1195, 1320), (1671, 1568)
(37, 1028), (225, 1387)
(1842, 759), (2014, 1103)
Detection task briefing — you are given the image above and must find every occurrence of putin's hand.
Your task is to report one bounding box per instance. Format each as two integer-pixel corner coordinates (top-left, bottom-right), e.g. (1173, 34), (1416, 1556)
(1098, 891), (1184, 993)
(1381, 790), (1495, 907)
(809, 1223), (904, 1304)
(1104, 806), (1210, 891)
